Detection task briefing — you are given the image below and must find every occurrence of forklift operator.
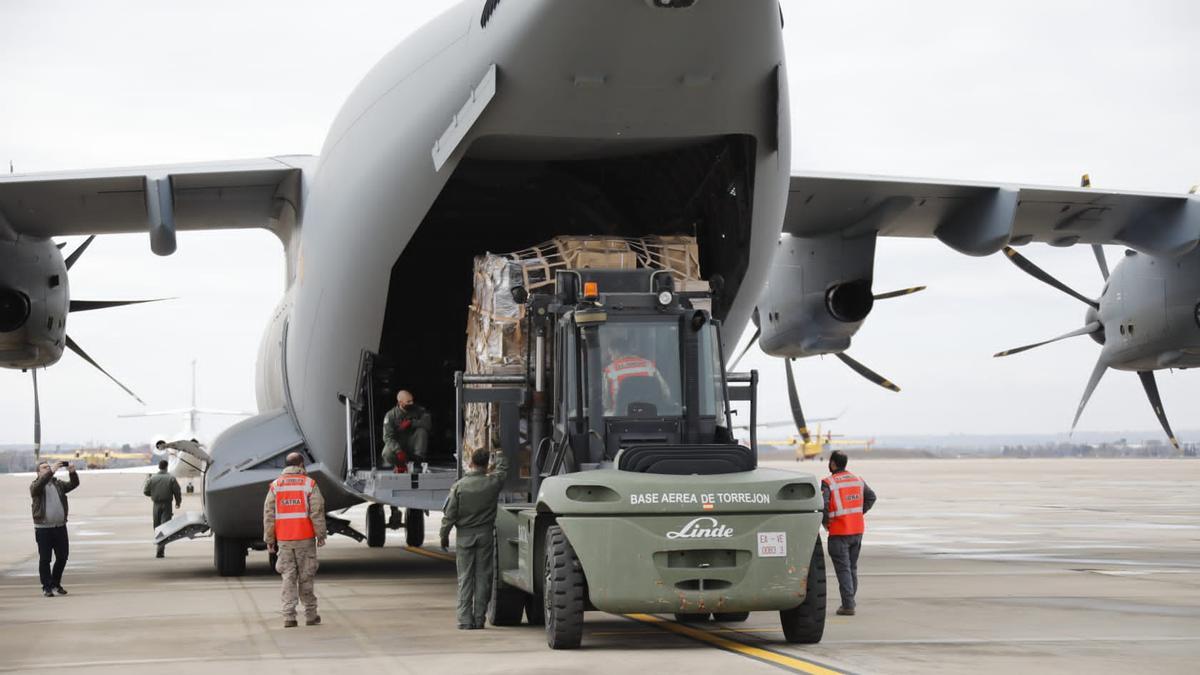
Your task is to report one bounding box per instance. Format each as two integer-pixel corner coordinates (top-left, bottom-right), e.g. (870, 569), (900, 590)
(602, 337), (671, 415)
(381, 390), (433, 471)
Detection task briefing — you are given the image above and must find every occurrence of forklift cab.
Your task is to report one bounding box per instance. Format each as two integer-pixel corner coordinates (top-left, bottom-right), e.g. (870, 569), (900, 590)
(542, 269), (749, 477)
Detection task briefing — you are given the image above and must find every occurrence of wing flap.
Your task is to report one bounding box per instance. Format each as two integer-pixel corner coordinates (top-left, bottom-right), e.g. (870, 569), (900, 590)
(786, 172), (1198, 257)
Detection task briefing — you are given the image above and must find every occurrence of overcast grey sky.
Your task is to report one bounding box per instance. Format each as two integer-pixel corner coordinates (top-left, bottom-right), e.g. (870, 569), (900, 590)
(1, 0), (1197, 445)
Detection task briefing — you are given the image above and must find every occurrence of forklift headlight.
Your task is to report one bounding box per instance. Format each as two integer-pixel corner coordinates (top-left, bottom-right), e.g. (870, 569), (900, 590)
(657, 291), (673, 307)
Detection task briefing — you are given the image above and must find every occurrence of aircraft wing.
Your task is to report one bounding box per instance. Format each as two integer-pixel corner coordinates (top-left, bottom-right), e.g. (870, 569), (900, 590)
(0, 156), (313, 251)
(786, 172), (1200, 258)
(732, 414), (840, 431)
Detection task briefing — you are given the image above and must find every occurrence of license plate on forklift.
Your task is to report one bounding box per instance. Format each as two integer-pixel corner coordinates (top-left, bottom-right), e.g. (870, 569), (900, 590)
(757, 532), (787, 557)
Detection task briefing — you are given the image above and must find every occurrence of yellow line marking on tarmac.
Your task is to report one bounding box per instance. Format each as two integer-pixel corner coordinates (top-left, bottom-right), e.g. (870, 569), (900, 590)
(403, 545), (456, 562)
(411, 545), (842, 672)
(625, 614), (846, 675)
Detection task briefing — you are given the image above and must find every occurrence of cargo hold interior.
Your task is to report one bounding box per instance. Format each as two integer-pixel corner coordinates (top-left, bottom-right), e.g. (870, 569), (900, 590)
(367, 134), (758, 465)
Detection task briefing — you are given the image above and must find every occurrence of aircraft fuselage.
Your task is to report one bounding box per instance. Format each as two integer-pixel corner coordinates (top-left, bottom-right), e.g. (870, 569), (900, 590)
(212, 0), (792, 537)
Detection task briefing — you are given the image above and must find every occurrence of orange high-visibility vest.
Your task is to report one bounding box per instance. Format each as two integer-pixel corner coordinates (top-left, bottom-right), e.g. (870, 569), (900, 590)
(604, 356), (658, 402)
(270, 474), (316, 541)
(823, 471), (866, 536)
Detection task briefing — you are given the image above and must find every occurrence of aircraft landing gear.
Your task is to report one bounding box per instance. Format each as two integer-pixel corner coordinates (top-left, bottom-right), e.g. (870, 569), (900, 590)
(404, 508), (425, 547)
(366, 504), (386, 548)
(186, 482), (195, 494)
(214, 535), (247, 577)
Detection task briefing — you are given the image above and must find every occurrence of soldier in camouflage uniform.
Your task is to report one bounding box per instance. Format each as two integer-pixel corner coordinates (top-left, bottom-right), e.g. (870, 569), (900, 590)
(143, 460), (182, 558)
(439, 448), (509, 629)
(263, 453), (327, 628)
(381, 390), (433, 470)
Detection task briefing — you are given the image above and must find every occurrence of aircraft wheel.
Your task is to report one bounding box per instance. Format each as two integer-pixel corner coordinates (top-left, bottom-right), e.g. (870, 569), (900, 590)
(543, 524), (585, 649)
(780, 537), (826, 643)
(214, 535), (246, 577)
(488, 538), (526, 626)
(404, 508), (425, 547)
(366, 504), (386, 548)
(673, 613), (711, 623)
(186, 483), (195, 494)
(713, 611), (750, 622)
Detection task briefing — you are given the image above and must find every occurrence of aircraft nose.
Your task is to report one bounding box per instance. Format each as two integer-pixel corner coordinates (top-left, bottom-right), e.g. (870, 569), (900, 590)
(0, 287), (31, 332)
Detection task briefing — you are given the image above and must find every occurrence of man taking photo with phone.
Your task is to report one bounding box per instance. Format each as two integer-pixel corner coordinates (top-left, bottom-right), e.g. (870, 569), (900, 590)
(30, 460), (79, 598)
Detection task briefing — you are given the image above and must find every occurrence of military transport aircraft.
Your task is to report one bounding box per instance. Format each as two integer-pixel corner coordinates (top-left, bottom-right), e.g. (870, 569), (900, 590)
(1, 1), (1197, 574)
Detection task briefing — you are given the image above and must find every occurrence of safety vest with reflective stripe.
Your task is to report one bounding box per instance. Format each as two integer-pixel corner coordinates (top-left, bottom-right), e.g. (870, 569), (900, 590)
(823, 471), (866, 536)
(604, 356), (658, 402)
(271, 475), (316, 541)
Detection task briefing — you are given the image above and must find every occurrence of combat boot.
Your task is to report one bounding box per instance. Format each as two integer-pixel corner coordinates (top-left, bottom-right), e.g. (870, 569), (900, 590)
(283, 618), (298, 628)
(306, 615), (321, 626)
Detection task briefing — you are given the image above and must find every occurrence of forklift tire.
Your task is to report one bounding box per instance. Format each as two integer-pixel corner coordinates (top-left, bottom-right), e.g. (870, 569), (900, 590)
(214, 535), (246, 577)
(366, 504), (386, 548)
(713, 612), (750, 622)
(543, 525), (585, 649)
(488, 539), (527, 626)
(268, 551), (278, 574)
(525, 590), (545, 626)
(404, 508), (425, 547)
(780, 537), (827, 644)
(673, 613), (711, 623)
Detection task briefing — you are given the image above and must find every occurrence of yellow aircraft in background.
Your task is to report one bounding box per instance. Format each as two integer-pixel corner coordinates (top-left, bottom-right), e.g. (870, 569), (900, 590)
(41, 447), (150, 470)
(759, 424), (876, 461)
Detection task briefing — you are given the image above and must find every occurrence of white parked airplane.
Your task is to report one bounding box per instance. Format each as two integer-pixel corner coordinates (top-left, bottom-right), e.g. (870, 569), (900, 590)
(120, 360), (249, 493)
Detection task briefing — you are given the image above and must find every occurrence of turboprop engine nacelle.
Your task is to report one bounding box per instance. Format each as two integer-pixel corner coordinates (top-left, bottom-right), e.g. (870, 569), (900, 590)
(0, 237), (69, 369)
(757, 233), (877, 358)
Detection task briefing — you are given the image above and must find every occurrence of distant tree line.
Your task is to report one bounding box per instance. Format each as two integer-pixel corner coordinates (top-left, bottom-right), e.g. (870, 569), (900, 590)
(1001, 440), (1197, 458)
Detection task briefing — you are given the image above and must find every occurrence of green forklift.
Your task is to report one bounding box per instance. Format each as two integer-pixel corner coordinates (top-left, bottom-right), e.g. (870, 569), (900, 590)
(456, 267), (826, 649)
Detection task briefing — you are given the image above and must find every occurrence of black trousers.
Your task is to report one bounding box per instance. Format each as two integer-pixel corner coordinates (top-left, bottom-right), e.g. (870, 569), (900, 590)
(35, 525), (69, 590)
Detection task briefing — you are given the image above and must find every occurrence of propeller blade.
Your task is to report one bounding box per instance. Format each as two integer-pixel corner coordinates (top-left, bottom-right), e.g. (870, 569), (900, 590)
(64, 334), (145, 405)
(873, 286), (927, 300)
(1003, 246), (1099, 309)
(64, 235), (96, 270)
(1092, 245), (1110, 281)
(1137, 371), (1181, 451)
(69, 298), (170, 313)
(55, 242), (67, 250)
(32, 369), (41, 461)
(783, 358), (810, 444)
(994, 321), (1102, 358)
(1071, 357), (1109, 432)
(729, 327), (760, 371)
(835, 352), (900, 392)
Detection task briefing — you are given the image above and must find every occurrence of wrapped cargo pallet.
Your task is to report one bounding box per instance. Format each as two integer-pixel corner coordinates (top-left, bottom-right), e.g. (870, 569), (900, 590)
(462, 235), (709, 470)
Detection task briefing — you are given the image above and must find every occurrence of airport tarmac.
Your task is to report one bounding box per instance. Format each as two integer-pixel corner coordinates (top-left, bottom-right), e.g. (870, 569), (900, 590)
(2, 458), (1197, 674)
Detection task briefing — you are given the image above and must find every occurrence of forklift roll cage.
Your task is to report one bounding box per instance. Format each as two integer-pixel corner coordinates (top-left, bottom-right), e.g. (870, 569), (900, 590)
(452, 268), (760, 502)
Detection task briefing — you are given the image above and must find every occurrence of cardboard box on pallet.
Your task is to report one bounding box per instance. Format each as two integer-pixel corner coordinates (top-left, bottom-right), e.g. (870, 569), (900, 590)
(463, 235), (706, 464)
